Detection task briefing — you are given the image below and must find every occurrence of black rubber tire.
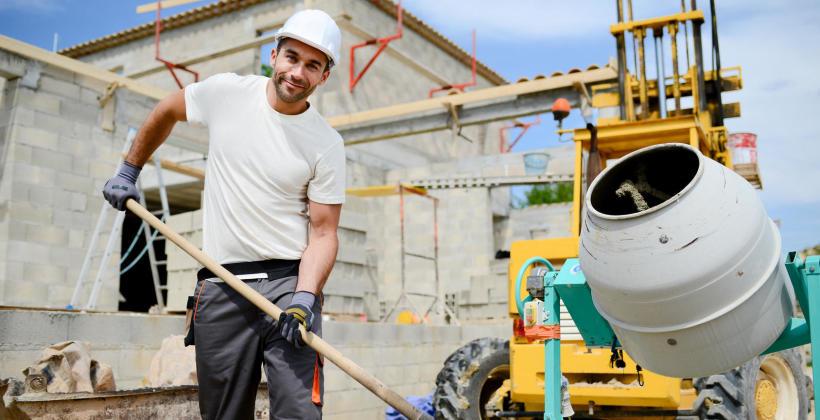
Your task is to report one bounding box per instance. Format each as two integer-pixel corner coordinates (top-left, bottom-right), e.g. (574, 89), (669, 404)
(693, 348), (809, 419)
(433, 337), (510, 420)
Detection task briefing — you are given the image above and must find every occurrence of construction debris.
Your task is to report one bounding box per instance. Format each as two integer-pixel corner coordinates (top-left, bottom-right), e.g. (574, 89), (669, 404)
(144, 336), (197, 387)
(22, 342), (115, 394)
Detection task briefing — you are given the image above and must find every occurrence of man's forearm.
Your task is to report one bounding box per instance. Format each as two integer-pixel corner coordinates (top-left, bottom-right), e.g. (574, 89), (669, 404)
(296, 231), (338, 295)
(125, 90), (186, 167)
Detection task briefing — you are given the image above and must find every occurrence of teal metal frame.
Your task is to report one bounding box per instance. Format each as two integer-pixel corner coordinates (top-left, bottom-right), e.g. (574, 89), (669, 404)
(518, 253), (820, 420)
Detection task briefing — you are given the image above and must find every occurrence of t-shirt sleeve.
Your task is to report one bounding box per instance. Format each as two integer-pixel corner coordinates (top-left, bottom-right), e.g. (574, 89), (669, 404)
(308, 140), (346, 204)
(184, 73), (236, 125)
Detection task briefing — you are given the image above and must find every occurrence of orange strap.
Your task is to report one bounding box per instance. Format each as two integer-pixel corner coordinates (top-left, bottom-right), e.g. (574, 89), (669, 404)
(312, 353), (324, 406)
(524, 324), (561, 343)
(312, 293), (325, 406)
(193, 281), (208, 322)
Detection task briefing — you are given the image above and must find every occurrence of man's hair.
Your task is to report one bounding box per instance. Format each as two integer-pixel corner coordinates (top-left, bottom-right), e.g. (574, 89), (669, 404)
(276, 37), (334, 71)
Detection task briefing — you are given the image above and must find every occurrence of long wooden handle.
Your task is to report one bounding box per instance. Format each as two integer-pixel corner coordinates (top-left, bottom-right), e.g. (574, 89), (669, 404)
(125, 199), (432, 420)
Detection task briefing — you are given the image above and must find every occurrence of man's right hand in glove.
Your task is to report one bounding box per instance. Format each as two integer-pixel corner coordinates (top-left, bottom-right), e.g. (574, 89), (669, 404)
(102, 162), (142, 211)
(276, 291), (316, 348)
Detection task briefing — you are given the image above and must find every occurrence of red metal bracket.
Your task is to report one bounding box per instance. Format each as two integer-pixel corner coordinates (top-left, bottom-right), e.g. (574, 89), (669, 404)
(499, 115), (541, 153)
(429, 29), (476, 98)
(154, 2), (198, 89)
(349, 0), (402, 92)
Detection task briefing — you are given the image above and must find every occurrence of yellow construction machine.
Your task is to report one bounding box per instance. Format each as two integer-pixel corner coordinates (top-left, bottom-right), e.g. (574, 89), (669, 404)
(433, 2), (810, 419)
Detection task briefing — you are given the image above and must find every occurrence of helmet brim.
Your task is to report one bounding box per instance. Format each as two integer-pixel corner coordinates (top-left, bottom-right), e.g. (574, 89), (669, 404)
(276, 32), (338, 67)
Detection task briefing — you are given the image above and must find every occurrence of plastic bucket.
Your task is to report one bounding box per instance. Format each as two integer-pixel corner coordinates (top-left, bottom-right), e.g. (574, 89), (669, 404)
(523, 152), (550, 175)
(728, 132), (758, 164)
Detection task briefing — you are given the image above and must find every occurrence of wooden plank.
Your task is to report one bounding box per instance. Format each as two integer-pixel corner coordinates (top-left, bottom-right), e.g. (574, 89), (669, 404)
(327, 66), (617, 129)
(128, 154), (205, 180)
(127, 32), (279, 79)
(0, 35), (169, 101)
(345, 185), (427, 197)
(136, 0), (203, 14)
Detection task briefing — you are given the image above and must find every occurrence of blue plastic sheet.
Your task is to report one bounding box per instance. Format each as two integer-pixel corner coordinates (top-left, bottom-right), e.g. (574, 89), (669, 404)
(385, 392), (435, 420)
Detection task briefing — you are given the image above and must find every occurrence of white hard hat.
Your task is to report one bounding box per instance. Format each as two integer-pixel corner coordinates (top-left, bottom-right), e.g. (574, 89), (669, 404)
(276, 9), (341, 66)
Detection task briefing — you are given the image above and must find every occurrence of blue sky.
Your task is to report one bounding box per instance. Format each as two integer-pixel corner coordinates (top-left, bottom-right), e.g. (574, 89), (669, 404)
(1, 0), (819, 253)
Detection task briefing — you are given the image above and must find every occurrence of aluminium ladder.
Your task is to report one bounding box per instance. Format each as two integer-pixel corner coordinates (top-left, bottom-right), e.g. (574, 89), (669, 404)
(69, 127), (171, 311)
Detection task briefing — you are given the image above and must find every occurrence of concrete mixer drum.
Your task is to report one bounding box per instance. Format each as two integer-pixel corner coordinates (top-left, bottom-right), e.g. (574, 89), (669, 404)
(579, 143), (795, 378)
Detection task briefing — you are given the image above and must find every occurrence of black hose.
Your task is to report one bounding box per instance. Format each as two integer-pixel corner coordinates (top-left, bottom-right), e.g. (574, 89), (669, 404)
(710, 0), (724, 125)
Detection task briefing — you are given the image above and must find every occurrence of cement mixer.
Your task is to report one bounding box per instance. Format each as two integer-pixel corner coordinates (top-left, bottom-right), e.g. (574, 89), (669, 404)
(513, 143), (816, 420)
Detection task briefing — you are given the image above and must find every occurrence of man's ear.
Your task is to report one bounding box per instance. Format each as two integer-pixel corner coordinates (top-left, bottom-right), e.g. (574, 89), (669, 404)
(269, 48), (277, 67)
(318, 68), (331, 86)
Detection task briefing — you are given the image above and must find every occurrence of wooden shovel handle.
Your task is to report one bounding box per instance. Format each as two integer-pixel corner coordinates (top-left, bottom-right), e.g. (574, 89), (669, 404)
(125, 199), (432, 420)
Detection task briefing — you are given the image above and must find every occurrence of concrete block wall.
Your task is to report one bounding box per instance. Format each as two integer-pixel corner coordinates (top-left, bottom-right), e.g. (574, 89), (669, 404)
(0, 56), (129, 310)
(376, 147), (575, 320)
(0, 50), (208, 310)
(0, 308), (508, 418)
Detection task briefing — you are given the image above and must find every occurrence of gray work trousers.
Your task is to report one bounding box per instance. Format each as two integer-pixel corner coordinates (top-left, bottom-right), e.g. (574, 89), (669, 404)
(192, 260), (323, 420)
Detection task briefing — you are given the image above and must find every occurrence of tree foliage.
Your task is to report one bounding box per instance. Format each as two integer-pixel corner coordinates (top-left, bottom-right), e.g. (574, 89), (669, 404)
(515, 182), (573, 208)
(261, 64), (273, 78)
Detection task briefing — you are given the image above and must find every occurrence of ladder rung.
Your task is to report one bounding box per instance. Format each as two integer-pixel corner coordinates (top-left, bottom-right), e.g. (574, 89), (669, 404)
(154, 260), (167, 265)
(406, 252), (434, 260)
(150, 209), (164, 215)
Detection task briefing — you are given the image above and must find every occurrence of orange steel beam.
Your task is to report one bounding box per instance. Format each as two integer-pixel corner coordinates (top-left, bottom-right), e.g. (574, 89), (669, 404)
(349, 0), (402, 92)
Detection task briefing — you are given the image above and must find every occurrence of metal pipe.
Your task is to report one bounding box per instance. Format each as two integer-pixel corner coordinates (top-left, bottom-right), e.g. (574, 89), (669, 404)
(710, 0), (724, 125)
(636, 28), (648, 119)
(615, 0), (627, 120)
(681, 0), (691, 69)
(654, 29), (667, 118)
(668, 23), (682, 113)
(690, 0), (707, 112)
(628, 0), (638, 74)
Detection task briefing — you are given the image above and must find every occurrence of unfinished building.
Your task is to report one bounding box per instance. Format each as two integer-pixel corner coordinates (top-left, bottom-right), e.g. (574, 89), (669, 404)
(0, 0), (581, 318)
(0, 0), (592, 416)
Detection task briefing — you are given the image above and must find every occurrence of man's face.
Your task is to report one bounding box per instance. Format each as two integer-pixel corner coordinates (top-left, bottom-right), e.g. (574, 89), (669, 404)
(270, 38), (331, 103)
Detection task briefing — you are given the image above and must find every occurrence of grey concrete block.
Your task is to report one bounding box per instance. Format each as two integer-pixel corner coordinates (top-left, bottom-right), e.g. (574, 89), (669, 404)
(8, 201), (52, 224)
(39, 76), (81, 100)
(25, 224), (68, 246)
(55, 172), (93, 194)
(15, 89), (60, 115)
(68, 229), (85, 249)
(31, 146), (73, 172)
(60, 100), (99, 124)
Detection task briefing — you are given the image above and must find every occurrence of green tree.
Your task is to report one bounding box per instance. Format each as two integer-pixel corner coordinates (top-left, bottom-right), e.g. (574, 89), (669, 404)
(261, 64), (273, 78)
(515, 182), (574, 208)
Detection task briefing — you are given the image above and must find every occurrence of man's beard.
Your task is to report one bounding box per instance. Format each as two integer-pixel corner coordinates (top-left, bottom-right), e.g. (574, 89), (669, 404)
(273, 72), (316, 103)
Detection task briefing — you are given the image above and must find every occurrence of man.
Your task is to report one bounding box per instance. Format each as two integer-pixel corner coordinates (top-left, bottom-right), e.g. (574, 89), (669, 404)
(102, 10), (345, 419)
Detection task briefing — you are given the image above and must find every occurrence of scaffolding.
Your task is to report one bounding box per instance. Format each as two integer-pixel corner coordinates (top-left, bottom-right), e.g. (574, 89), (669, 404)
(347, 184), (458, 325)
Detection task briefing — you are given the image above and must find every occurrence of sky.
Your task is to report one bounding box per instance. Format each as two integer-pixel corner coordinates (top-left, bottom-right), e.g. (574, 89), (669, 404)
(1, 0), (819, 253)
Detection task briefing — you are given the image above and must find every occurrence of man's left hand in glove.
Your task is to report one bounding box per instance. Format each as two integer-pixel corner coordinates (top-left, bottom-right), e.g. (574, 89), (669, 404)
(277, 291), (316, 348)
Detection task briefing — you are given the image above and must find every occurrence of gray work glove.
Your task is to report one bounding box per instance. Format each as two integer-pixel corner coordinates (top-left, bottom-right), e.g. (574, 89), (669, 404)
(102, 162), (141, 211)
(276, 291), (316, 348)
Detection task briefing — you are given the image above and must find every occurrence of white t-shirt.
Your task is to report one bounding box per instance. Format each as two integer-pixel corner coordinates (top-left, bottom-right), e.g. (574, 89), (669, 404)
(185, 73), (346, 264)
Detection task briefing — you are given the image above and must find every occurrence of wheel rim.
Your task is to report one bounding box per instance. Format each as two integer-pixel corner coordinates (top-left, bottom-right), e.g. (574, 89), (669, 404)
(756, 354), (798, 420)
(478, 365), (510, 417)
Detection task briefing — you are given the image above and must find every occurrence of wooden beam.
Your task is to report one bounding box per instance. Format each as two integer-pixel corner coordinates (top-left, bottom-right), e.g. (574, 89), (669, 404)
(0, 35), (169, 101)
(346, 185), (427, 197)
(131, 154), (205, 180)
(327, 66), (617, 129)
(127, 32), (279, 79)
(136, 0), (203, 14)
